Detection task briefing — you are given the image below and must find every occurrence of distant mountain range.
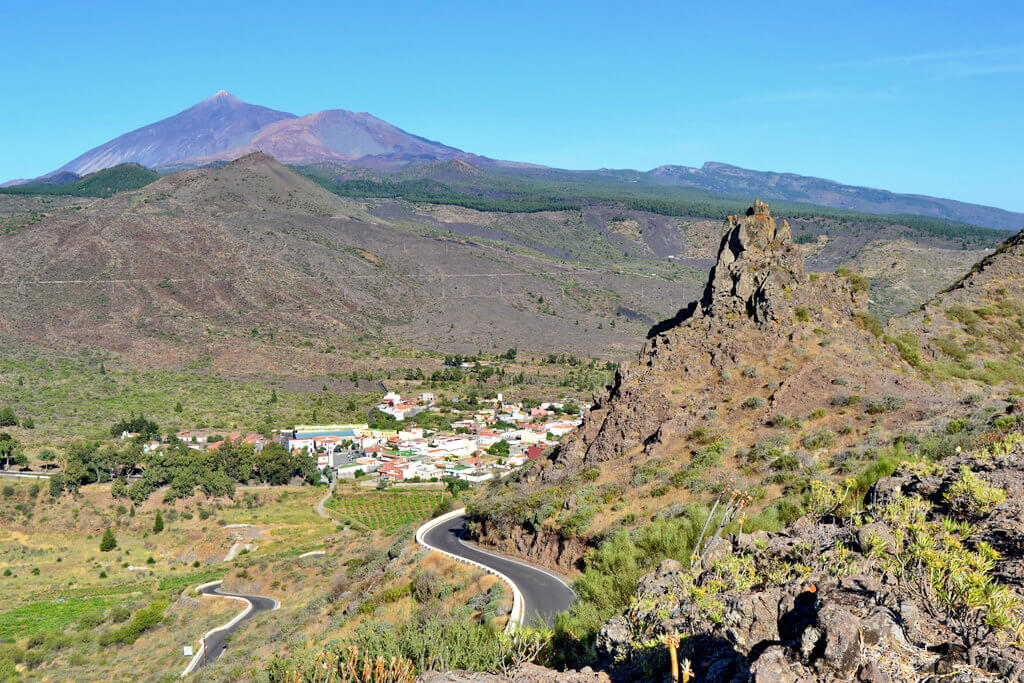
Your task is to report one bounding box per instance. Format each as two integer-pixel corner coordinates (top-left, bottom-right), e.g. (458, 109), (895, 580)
(648, 162), (1024, 232)
(8, 91), (1022, 230)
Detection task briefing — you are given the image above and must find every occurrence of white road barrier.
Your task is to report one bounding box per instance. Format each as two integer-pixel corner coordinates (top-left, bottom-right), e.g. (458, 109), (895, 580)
(415, 508), (524, 633)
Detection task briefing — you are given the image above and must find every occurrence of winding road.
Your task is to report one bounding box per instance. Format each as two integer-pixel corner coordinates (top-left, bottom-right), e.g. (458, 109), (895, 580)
(181, 581), (279, 676)
(419, 511), (575, 627)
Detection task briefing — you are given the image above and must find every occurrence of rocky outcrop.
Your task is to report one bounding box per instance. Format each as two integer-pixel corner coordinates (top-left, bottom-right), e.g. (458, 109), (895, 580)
(595, 439), (1024, 682)
(697, 199), (803, 323)
(533, 200), (909, 481)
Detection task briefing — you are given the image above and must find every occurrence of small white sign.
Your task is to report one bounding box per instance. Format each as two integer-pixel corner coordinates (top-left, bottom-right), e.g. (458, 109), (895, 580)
(184, 646), (194, 657)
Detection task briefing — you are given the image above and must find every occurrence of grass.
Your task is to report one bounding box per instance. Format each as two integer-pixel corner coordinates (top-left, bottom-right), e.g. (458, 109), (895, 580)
(0, 347), (378, 452)
(327, 490), (446, 532)
(0, 596), (119, 639)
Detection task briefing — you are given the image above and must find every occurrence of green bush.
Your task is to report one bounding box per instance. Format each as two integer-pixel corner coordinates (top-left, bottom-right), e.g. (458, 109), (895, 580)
(99, 528), (117, 552)
(866, 395), (906, 414)
(885, 333), (923, 368)
(943, 466), (1006, 521)
(855, 312), (884, 338)
(801, 429), (837, 451)
(97, 599), (168, 646)
(742, 396), (766, 410)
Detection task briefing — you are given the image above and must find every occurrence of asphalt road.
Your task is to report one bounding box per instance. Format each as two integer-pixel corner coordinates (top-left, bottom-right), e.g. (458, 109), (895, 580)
(422, 513), (575, 626)
(192, 582), (278, 671)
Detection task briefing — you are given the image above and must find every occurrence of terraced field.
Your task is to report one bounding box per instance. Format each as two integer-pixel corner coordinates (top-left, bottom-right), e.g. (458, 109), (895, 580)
(326, 489), (446, 532)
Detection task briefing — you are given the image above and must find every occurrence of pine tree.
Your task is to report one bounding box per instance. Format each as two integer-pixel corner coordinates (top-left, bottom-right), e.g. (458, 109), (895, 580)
(153, 512), (164, 533)
(99, 528), (117, 552)
(174, 401), (184, 413)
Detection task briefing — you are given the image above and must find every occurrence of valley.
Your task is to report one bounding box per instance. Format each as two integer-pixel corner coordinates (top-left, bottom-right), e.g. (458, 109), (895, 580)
(0, 89), (1022, 682)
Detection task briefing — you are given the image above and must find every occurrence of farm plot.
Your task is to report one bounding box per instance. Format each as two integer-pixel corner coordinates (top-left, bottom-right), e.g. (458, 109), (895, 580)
(327, 490), (446, 532)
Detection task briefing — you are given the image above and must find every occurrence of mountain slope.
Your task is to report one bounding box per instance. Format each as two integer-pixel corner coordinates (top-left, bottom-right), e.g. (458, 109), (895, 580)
(651, 161), (1024, 231)
(0, 154), (693, 371)
(0, 163), (159, 197)
(182, 109), (466, 169)
(53, 91), (295, 176)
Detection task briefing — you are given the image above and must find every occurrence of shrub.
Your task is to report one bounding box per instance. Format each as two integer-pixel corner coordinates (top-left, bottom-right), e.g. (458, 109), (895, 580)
(153, 512), (164, 533)
(742, 396), (766, 410)
(943, 466), (1006, 521)
(946, 305), (983, 335)
(855, 312), (884, 338)
(801, 429), (837, 451)
(412, 570), (443, 603)
(808, 407), (827, 420)
(865, 396), (906, 415)
(934, 336), (968, 362)
(794, 307), (811, 323)
(99, 528), (117, 552)
(746, 436), (789, 463)
(769, 414), (802, 429)
(885, 333), (923, 368)
(97, 599), (168, 646)
(741, 366), (760, 379)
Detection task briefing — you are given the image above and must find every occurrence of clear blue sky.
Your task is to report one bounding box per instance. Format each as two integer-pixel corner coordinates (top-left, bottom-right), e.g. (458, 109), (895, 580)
(2, 1), (1022, 210)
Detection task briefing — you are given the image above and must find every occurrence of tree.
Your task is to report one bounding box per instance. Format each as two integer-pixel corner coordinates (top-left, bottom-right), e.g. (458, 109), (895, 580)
(49, 473), (65, 498)
(99, 528), (117, 552)
(0, 433), (26, 470)
(111, 478), (128, 499)
(444, 477), (470, 496)
(0, 407), (16, 427)
(174, 401), (184, 413)
(153, 512), (164, 533)
(487, 439), (510, 458)
(110, 415), (159, 440)
(269, 389), (278, 404)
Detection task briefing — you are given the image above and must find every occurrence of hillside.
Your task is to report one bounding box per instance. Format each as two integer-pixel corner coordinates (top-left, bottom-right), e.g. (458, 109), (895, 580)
(650, 161), (1024, 231)
(0, 153), (694, 373)
(0, 164), (159, 198)
(464, 202), (1024, 674)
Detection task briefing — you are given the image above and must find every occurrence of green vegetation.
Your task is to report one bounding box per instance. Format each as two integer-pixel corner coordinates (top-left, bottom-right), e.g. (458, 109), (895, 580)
(0, 348), (378, 449)
(0, 164), (160, 198)
(298, 165), (1003, 246)
(0, 597), (120, 639)
(327, 490), (446, 532)
(943, 466), (1006, 521)
(59, 439), (319, 503)
(99, 528), (117, 552)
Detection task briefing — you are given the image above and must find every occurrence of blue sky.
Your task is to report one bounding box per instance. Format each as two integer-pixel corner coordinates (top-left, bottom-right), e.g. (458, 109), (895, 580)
(2, 1), (1022, 210)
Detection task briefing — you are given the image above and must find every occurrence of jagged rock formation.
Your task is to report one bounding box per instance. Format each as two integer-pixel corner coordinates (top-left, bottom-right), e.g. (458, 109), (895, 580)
(698, 199), (801, 323)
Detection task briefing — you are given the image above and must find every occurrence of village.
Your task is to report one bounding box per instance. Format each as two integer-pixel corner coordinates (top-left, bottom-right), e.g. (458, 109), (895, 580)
(172, 390), (586, 486)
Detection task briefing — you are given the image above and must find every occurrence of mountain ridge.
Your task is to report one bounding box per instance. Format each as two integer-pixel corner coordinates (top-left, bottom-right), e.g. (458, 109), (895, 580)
(16, 91), (1023, 230)
(651, 161), (1024, 231)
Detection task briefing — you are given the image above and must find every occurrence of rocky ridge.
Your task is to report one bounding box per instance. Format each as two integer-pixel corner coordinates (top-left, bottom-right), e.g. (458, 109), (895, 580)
(469, 201), (947, 572)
